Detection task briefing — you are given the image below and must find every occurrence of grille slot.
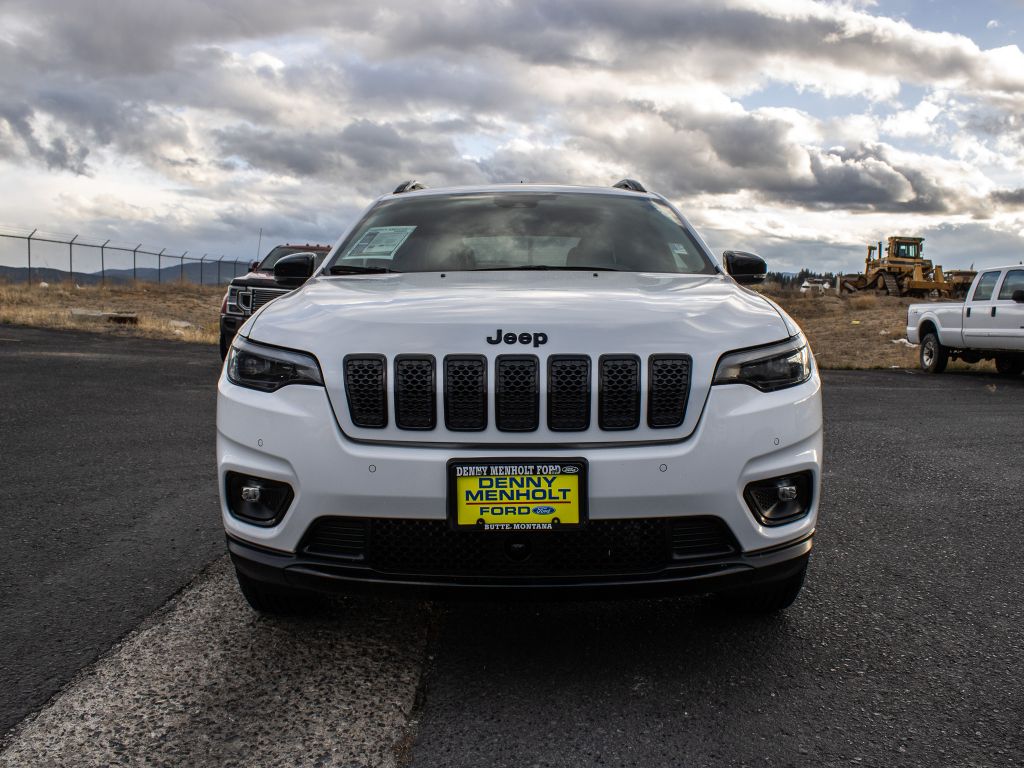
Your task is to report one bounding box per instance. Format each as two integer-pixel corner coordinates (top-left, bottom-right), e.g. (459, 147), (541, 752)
(394, 355), (436, 430)
(495, 355), (539, 431)
(300, 516), (738, 576)
(670, 517), (737, 560)
(648, 355), (692, 428)
(444, 355), (487, 431)
(251, 287), (290, 312)
(301, 517), (368, 560)
(599, 355), (641, 430)
(344, 355), (387, 428)
(548, 356), (591, 431)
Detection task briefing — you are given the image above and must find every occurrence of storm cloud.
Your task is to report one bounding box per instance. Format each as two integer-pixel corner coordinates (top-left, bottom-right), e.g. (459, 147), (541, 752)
(0, 0), (1022, 271)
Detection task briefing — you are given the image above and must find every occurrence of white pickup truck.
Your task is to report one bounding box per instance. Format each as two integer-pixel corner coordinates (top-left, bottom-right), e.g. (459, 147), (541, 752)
(907, 265), (1024, 374)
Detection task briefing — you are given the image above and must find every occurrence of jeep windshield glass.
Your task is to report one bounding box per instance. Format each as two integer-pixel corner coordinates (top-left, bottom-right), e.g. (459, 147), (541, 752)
(326, 192), (716, 274)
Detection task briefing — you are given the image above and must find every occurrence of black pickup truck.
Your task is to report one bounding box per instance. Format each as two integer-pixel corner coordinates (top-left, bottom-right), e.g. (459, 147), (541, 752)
(219, 243), (332, 358)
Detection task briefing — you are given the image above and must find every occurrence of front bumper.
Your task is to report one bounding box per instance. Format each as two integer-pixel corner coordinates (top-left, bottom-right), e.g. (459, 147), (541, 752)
(228, 531), (813, 598)
(220, 313), (246, 340)
(218, 367), (822, 593)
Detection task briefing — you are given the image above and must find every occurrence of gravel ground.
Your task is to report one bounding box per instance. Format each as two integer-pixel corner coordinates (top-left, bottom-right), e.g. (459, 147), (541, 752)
(0, 558), (430, 768)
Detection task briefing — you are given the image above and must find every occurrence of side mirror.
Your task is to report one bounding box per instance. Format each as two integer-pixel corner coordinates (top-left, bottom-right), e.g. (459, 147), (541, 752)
(723, 250), (768, 284)
(248, 260), (260, 272)
(273, 252), (315, 288)
(1013, 289), (1024, 303)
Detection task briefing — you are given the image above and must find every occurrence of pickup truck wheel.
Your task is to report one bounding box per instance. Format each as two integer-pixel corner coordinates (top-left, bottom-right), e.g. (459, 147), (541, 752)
(219, 330), (230, 360)
(234, 569), (322, 616)
(920, 333), (948, 374)
(717, 561), (807, 614)
(995, 355), (1024, 376)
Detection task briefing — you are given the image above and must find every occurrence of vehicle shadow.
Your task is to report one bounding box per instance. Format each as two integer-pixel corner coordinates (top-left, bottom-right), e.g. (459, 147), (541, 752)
(407, 582), (832, 766)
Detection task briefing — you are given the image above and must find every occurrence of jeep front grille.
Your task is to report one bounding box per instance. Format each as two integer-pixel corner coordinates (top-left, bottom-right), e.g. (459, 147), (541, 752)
(344, 353), (691, 434)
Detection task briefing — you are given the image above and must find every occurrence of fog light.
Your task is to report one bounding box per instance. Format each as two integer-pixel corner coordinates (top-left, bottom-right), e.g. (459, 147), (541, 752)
(743, 471), (813, 526)
(226, 472), (294, 526)
(241, 486), (262, 502)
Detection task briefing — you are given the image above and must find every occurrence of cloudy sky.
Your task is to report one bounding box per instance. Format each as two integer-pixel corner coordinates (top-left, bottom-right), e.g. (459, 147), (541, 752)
(1, 0), (1023, 273)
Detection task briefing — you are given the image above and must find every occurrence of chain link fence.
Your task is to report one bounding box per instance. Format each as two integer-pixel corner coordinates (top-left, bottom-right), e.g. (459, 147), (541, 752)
(0, 225), (249, 286)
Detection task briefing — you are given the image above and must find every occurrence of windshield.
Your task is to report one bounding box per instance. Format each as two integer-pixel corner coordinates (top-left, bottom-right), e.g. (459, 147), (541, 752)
(259, 246), (328, 270)
(326, 192), (715, 274)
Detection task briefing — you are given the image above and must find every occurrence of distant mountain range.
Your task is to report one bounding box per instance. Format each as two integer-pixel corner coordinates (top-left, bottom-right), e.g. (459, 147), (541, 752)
(0, 263), (248, 286)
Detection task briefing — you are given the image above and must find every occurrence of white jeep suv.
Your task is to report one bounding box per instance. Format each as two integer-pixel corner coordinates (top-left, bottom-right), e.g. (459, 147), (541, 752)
(218, 180), (822, 614)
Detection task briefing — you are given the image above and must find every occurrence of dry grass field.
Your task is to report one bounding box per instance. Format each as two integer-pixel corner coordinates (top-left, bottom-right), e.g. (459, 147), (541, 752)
(0, 279), (986, 371)
(0, 281), (222, 345)
(756, 285), (990, 372)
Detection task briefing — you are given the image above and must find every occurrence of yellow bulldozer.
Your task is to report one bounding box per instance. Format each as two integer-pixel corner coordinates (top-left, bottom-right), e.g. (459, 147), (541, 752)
(840, 236), (975, 298)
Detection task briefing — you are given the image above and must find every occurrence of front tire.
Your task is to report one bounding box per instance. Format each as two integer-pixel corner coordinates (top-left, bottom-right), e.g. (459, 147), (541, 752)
(718, 560), (808, 614)
(920, 332), (948, 373)
(234, 569), (321, 616)
(995, 355), (1024, 376)
(219, 329), (231, 360)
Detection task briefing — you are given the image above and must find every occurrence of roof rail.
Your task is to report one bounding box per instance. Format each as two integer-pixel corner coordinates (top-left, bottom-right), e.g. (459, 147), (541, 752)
(613, 179), (647, 193)
(393, 180), (427, 194)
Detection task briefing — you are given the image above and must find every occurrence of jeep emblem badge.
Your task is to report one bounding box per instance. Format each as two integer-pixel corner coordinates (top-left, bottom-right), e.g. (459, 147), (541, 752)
(486, 329), (548, 348)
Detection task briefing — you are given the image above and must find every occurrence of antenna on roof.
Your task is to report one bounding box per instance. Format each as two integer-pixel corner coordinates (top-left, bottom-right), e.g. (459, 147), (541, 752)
(393, 180), (427, 194)
(613, 179), (647, 193)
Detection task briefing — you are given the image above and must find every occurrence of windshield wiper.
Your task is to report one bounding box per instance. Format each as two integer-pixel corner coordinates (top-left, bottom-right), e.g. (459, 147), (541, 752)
(473, 265), (622, 272)
(328, 265), (401, 275)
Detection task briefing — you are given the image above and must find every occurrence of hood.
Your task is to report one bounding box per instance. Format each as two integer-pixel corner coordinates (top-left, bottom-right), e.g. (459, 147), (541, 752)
(247, 271), (791, 445)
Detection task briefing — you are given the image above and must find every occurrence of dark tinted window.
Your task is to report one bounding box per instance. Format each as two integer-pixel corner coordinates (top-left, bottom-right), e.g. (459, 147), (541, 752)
(972, 271), (1000, 301)
(327, 193), (715, 274)
(997, 269), (1024, 300)
(893, 241), (920, 258)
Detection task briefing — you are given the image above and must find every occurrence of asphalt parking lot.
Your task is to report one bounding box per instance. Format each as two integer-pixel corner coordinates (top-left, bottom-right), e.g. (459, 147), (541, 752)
(2, 325), (1023, 766)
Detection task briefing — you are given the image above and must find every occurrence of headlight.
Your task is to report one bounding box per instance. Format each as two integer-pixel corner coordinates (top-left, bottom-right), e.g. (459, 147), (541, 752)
(713, 335), (812, 392)
(224, 286), (250, 315)
(226, 337), (323, 392)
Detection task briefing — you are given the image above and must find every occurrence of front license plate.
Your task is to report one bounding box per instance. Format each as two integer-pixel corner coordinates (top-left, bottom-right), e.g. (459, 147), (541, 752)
(448, 459), (587, 531)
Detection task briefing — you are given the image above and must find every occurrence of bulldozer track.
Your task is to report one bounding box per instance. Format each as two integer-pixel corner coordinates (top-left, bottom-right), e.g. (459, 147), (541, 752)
(882, 272), (900, 296)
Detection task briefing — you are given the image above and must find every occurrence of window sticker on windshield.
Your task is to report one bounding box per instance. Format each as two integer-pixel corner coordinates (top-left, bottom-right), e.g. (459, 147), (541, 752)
(344, 226), (416, 260)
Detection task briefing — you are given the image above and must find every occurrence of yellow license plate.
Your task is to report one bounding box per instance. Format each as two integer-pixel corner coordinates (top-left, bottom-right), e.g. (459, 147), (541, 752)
(449, 460), (587, 530)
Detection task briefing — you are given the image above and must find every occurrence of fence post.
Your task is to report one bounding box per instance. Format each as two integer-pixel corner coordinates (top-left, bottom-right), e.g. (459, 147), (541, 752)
(133, 244), (141, 282)
(200, 254), (206, 285)
(157, 248), (166, 283)
(69, 234), (78, 284)
(26, 229), (36, 286)
(180, 251), (188, 283)
(100, 239), (110, 285)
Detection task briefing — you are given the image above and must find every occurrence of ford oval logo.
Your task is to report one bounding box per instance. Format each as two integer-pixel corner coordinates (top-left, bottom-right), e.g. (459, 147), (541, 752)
(532, 506), (556, 515)
(562, 466), (579, 474)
